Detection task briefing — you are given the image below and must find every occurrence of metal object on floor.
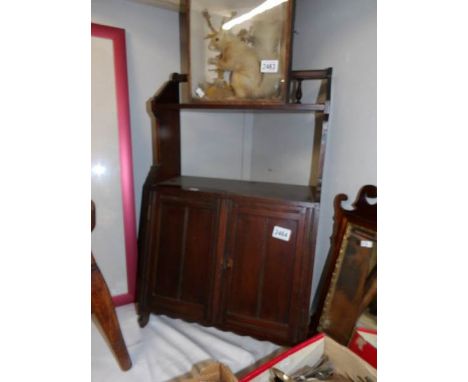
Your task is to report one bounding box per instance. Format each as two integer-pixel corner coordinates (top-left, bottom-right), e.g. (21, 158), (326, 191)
(268, 353), (375, 382)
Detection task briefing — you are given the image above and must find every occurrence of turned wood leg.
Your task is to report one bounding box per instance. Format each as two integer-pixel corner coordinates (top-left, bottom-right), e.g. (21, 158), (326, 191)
(138, 311), (150, 328)
(92, 256), (132, 371)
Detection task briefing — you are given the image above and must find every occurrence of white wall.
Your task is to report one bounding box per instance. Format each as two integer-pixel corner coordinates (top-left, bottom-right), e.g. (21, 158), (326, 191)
(92, 0), (181, 223)
(292, 0), (377, 304)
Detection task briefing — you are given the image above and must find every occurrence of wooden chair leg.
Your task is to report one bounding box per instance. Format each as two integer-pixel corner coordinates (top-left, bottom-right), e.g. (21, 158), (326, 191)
(92, 256), (132, 371)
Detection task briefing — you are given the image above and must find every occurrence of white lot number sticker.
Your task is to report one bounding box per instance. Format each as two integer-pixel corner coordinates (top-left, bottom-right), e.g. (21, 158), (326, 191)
(195, 87), (205, 98)
(360, 240), (373, 248)
(272, 226), (291, 242)
(261, 60), (279, 73)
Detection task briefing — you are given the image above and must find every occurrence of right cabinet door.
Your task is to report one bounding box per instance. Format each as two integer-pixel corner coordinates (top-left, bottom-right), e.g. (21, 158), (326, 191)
(220, 199), (314, 344)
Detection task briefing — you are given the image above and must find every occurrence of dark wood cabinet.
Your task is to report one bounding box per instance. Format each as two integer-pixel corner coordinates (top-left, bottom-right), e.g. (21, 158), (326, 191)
(137, 70), (332, 345)
(138, 177), (319, 345)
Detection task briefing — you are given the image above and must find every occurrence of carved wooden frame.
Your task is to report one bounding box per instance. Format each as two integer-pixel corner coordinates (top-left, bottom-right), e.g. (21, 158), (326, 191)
(310, 185), (377, 344)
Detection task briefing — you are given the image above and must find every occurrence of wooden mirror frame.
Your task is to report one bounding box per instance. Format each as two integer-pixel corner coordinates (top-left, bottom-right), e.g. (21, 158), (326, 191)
(310, 185), (377, 344)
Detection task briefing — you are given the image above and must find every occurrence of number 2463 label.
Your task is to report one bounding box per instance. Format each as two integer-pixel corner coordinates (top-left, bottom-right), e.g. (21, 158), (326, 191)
(261, 60), (279, 73)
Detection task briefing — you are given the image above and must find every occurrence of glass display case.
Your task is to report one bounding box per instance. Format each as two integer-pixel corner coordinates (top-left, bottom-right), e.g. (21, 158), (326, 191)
(181, 0), (295, 103)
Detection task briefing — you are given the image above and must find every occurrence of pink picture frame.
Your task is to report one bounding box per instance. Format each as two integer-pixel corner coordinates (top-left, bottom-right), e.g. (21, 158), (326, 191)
(91, 23), (137, 306)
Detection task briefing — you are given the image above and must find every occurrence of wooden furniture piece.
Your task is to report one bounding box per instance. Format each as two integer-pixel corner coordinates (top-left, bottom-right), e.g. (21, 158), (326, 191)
(92, 201), (132, 371)
(309, 186), (377, 345)
(138, 176), (319, 344)
(137, 69), (332, 345)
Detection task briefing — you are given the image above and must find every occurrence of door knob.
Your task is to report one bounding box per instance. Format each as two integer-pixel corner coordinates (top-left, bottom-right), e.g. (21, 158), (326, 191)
(223, 258), (233, 271)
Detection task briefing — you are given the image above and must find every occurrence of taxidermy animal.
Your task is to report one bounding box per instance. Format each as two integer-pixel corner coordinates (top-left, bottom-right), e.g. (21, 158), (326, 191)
(203, 10), (262, 98)
(204, 76), (235, 100)
(203, 10), (263, 99)
(246, 8), (284, 97)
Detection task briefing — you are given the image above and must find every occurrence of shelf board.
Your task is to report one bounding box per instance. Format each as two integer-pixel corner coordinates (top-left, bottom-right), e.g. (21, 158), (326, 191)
(155, 176), (320, 204)
(153, 102), (326, 112)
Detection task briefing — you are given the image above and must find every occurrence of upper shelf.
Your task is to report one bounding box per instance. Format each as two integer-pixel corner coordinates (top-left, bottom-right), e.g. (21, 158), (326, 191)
(155, 102), (327, 112)
(151, 69), (332, 114)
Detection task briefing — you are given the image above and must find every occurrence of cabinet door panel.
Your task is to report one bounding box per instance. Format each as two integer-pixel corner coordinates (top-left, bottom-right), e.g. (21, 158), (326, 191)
(180, 207), (216, 305)
(154, 203), (186, 298)
(149, 191), (219, 322)
(259, 219), (298, 323)
(227, 214), (266, 317)
(221, 202), (307, 343)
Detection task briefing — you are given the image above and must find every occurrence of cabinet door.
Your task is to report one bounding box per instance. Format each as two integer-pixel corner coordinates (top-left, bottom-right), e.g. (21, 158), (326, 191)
(220, 200), (312, 344)
(147, 189), (220, 323)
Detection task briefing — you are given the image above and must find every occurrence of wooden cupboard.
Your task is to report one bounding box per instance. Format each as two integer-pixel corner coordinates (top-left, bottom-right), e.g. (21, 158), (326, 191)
(136, 68), (332, 345)
(138, 176), (319, 344)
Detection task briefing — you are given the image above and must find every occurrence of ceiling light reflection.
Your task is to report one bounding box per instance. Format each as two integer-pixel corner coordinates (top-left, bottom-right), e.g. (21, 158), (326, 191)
(222, 0), (288, 30)
(92, 163), (107, 177)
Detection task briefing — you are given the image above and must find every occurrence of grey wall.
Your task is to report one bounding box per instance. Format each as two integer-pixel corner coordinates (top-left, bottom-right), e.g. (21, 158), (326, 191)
(181, 111), (253, 180)
(292, 0), (377, 303)
(92, 0), (181, 223)
(250, 112), (315, 185)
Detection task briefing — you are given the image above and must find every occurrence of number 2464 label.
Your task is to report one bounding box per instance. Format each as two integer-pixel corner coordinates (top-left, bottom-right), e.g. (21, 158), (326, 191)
(272, 226), (291, 242)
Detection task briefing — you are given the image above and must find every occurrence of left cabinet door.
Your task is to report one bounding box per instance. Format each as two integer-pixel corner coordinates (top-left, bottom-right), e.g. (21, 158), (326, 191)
(143, 188), (221, 324)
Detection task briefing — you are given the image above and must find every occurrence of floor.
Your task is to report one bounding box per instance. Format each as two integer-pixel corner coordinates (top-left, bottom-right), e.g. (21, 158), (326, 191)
(92, 304), (282, 382)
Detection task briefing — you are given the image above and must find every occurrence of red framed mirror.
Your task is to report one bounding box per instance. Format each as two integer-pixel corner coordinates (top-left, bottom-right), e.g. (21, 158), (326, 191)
(91, 23), (137, 306)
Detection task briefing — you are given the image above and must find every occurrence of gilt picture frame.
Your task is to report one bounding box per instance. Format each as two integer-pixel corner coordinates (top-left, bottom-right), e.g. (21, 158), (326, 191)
(180, 0), (296, 104)
(311, 185), (377, 345)
(318, 222), (377, 344)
